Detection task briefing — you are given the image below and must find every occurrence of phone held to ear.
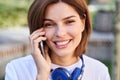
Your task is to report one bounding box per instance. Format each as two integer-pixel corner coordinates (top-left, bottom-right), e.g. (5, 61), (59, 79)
(39, 41), (46, 58)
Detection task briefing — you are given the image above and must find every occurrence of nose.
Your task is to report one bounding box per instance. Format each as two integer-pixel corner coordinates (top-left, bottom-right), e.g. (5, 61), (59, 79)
(55, 25), (66, 37)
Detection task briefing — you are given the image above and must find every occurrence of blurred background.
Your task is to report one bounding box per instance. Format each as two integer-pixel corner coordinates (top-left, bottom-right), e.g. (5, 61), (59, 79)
(0, 0), (119, 80)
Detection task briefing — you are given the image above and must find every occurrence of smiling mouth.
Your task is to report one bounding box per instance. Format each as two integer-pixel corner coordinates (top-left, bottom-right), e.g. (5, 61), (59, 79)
(53, 40), (71, 49)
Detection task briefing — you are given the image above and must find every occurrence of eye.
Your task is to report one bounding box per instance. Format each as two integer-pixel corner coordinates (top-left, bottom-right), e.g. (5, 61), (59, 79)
(65, 20), (75, 24)
(44, 23), (52, 27)
(43, 23), (55, 27)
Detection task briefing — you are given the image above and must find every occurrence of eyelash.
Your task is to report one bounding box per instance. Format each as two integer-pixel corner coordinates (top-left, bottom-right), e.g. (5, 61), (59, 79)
(43, 20), (75, 27)
(43, 23), (55, 27)
(65, 20), (75, 24)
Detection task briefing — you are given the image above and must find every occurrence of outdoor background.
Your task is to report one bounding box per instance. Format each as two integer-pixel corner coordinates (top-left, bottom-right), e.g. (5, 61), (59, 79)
(0, 0), (119, 80)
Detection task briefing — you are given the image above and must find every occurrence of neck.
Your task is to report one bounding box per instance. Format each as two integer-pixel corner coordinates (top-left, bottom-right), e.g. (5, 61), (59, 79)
(51, 54), (80, 66)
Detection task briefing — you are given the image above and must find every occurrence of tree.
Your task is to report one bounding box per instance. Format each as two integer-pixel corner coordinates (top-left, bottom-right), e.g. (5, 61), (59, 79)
(115, 0), (120, 80)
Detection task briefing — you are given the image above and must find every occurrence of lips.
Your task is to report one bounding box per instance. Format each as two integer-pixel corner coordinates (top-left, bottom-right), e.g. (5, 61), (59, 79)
(53, 40), (71, 49)
(55, 40), (69, 45)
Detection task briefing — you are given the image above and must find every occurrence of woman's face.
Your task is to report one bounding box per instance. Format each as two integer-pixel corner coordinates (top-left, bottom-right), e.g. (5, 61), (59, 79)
(44, 2), (85, 58)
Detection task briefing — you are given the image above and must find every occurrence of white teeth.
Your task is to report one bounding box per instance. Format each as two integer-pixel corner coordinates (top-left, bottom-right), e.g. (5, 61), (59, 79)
(56, 40), (69, 45)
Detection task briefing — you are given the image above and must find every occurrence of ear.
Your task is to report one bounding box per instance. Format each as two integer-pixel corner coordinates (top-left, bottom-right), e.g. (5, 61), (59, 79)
(81, 14), (86, 32)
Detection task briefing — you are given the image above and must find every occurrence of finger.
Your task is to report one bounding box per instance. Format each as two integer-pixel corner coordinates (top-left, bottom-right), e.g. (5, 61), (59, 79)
(32, 45), (50, 72)
(31, 28), (44, 36)
(30, 35), (46, 55)
(32, 50), (46, 70)
(30, 28), (44, 39)
(33, 37), (47, 49)
(45, 46), (51, 65)
(30, 31), (45, 41)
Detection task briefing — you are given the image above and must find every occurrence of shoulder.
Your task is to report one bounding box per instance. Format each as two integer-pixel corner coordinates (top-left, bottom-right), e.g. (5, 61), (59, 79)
(6, 55), (36, 70)
(9, 55), (34, 64)
(82, 55), (110, 80)
(83, 54), (109, 71)
(5, 55), (37, 80)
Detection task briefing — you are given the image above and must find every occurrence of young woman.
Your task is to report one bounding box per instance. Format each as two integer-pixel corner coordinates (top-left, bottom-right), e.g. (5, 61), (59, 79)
(5, 0), (110, 80)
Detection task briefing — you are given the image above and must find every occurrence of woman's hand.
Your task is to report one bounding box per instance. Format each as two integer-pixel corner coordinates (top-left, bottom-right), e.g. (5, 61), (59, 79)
(29, 28), (51, 80)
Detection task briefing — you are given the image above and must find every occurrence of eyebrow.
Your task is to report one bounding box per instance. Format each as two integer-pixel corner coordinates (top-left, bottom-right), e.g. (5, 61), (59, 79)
(43, 15), (76, 22)
(63, 15), (76, 20)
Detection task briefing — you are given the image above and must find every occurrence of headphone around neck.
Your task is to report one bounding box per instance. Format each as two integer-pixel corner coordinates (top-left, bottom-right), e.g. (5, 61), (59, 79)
(51, 55), (85, 80)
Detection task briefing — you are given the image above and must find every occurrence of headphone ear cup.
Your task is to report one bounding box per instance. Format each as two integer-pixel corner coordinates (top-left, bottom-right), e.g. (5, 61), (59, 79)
(71, 67), (81, 80)
(51, 68), (70, 80)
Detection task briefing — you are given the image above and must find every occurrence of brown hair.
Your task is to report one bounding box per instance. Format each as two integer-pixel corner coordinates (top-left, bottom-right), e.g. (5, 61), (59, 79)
(28, 0), (92, 56)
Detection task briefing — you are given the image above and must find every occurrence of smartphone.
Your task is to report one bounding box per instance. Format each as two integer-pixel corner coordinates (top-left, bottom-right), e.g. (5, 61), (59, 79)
(39, 41), (46, 58)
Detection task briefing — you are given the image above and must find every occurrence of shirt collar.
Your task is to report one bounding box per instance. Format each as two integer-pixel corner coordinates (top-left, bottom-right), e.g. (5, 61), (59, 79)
(51, 57), (82, 74)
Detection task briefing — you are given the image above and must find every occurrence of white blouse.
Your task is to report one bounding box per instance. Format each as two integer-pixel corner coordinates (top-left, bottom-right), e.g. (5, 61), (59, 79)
(5, 55), (111, 80)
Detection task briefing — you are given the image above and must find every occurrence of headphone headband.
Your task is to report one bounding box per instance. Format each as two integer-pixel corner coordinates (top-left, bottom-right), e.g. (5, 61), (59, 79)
(51, 55), (85, 80)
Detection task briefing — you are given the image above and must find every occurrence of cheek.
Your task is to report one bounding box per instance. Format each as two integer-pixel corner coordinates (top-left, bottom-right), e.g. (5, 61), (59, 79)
(72, 28), (83, 46)
(45, 29), (55, 41)
(73, 31), (82, 43)
(68, 25), (83, 38)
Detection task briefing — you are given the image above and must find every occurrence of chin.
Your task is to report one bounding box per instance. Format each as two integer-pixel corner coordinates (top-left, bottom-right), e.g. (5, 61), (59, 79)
(54, 49), (73, 57)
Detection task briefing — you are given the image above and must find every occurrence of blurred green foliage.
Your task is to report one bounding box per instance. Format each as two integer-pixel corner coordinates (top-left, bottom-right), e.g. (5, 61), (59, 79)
(102, 60), (112, 77)
(0, 0), (33, 28)
(86, 0), (91, 4)
(0, 0), (115, 28)
(0, 0), (91, 28)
